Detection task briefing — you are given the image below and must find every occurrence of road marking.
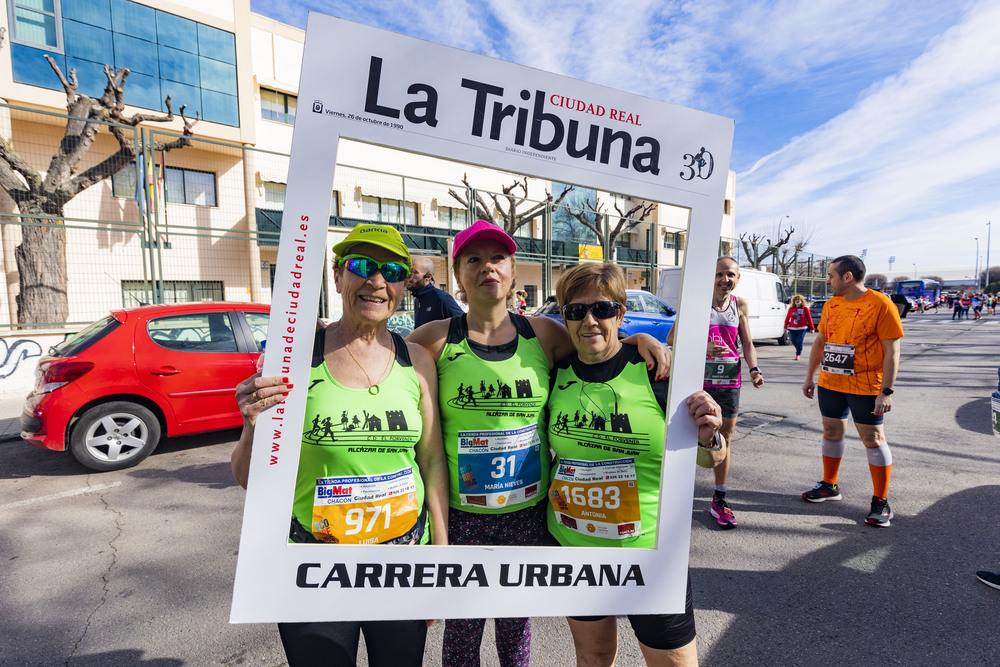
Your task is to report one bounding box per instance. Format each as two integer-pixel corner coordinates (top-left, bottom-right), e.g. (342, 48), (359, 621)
(1, 481), (122, 510)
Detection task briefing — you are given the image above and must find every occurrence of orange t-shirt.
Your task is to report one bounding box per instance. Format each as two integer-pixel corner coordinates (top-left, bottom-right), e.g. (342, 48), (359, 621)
(818, 290), (903, 395)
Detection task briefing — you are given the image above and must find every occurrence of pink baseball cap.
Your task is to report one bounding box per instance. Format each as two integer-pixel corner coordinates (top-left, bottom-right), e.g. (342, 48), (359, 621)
(452, 220), (517, 260)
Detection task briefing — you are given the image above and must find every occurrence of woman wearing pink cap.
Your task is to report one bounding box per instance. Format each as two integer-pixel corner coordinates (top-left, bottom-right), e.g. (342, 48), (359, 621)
(409, 220), (669, 667)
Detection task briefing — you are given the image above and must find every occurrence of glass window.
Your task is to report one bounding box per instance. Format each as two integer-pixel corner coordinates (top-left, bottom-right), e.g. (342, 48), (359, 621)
(155, 10), (196, 51)
(10, 43), (65, 89)
(11, 0), (60, 48)
(147, 311), (237, 353)
(110, 163), (136, 198)
(260, 88), (296, 124)
(164, 166), (216, 207)
(360, 195), (416, 225)
(159, 79), (201, 117)
(122, 71), (162, 111)
(202, 90), (239, 126)
(262, 182), (285, 209)
(66, 56), (107, 98)
(62, 0), (110, 29)
(123, 279), (224, 306)
(200, 57), (236, 95)
(243, 311), (270, 351)
(197, 22), (235, 64)
(158, 44), (200, 86)
(112, 32), (158, 76)
(110, 0), (154, 41)
(438, 205), (466, 228)
(63, 18), (111, 63)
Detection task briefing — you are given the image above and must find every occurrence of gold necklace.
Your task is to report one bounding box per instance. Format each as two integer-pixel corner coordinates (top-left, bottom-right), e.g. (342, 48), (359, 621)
(342, 335), (394, 395)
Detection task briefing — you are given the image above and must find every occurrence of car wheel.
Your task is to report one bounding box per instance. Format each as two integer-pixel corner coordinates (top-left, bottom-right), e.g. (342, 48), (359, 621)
(777, 330), (791, 346)
(69, 402), (161, 472)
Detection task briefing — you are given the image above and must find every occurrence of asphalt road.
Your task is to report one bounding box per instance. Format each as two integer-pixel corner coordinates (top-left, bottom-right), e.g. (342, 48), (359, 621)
(1, 311), (998, 666)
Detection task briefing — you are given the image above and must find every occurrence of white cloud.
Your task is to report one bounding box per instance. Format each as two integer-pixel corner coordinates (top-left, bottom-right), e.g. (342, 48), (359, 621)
(737, 0), (1000, 275)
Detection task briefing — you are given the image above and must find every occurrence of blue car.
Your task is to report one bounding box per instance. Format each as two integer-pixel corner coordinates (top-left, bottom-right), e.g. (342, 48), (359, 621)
(532, 290), (676, 342)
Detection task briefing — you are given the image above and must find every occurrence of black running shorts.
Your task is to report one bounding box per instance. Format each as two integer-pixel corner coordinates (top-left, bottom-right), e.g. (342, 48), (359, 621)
(569, 577), (696, 650)
(705, 386), (740, 419)
(817, 385), (883, 426)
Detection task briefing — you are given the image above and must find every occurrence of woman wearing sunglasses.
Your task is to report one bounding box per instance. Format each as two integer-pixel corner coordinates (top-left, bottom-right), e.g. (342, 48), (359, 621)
(407, 220), (670, 667)
(547, 262), (725, 667)
(232, 223), (448, 667)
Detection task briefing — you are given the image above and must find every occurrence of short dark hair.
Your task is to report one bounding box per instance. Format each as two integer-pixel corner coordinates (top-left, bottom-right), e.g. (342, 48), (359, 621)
(831, 255), (866, 282)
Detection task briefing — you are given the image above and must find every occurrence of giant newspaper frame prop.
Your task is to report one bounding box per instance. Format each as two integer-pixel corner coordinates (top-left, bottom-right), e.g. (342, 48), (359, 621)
(232, 13), (733, 623)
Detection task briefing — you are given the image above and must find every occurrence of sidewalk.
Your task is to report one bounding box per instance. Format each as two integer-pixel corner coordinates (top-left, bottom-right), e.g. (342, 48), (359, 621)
(0, 397), (24, 443)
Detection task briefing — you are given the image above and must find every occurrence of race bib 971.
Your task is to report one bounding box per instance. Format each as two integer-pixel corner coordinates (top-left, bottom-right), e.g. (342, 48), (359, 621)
(311, 468), (419, 544)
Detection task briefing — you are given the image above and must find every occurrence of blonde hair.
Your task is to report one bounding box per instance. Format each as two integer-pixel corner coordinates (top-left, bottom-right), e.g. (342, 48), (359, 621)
(791, 294), (806, 307)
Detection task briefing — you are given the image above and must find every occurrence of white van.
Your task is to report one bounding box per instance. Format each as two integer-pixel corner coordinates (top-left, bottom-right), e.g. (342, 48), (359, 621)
(657, 266), (790, 345)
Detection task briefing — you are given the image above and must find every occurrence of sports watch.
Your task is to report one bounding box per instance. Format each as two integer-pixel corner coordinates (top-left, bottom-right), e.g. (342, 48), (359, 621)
(880, 387), (894, 396)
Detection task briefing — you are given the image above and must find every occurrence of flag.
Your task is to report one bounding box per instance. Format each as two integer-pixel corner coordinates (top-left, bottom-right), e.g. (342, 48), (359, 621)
(134, 156), (146, 215)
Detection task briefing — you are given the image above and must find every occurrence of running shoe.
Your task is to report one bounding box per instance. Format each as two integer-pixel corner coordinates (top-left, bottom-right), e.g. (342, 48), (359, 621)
(865, 496), (893, 527)
(710, 495), (738, 529)
(975, 571), (1000, 590)
(802, 481), (842, 502)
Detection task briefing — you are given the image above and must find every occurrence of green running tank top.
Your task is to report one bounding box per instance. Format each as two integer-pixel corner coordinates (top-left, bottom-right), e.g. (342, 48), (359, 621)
(546, 344), (667, 548)
(437, 313), (550, 514)
(292, 330), (429, 544)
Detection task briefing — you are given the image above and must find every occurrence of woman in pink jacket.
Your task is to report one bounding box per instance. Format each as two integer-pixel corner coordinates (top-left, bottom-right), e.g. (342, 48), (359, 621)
(783, 294), (815, 360)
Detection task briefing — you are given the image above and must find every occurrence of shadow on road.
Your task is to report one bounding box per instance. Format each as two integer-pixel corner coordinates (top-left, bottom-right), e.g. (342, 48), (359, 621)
(955, 396), (994, 435)
(694, 484), (1000, 666)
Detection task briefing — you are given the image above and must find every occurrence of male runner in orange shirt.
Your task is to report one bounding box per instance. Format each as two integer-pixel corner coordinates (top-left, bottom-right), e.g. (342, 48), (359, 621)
(801, 255), (903, 527)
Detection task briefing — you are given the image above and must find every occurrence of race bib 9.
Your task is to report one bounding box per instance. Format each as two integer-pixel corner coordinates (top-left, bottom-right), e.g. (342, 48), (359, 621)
(705, 358), (739, 385)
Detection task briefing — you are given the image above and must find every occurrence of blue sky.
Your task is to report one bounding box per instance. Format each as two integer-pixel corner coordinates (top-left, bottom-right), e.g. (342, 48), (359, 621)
(251, 0), (1000, 279)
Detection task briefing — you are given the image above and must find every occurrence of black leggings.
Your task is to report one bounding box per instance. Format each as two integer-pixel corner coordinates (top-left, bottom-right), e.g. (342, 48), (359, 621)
(278, 619), (427, 667)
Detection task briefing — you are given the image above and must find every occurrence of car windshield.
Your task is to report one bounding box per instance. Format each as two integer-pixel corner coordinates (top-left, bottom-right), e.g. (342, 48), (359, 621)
(537, 300), (560, 315)
(51, 315), (119, 357)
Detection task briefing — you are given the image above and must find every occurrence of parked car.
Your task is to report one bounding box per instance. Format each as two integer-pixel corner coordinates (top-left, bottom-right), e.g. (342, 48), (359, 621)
(20, 303), (270, 472)
(533, 290), (677, 342)
(810, 299), (827, 328)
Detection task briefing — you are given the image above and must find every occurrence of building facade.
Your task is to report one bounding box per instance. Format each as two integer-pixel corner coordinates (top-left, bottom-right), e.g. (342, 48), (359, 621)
(1, 0), (736, 331)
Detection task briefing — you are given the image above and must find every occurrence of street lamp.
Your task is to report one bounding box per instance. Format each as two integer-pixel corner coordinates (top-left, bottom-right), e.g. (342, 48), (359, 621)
(912, 263), (916, 279)
(975, 237), (980, 290)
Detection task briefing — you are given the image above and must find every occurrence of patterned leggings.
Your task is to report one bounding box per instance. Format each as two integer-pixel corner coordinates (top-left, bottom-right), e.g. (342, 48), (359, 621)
(441, 503), (548, 667)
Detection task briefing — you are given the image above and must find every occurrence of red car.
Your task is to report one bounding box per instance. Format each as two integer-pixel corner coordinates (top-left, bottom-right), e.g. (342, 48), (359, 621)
(21, 303), (269, 471)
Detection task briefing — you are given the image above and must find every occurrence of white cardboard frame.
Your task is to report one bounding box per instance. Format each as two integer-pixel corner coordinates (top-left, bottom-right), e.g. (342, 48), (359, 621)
(232, 13), (733, 623)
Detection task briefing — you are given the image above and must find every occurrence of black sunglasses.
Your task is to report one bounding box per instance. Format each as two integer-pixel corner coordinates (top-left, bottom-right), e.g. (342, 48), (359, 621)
(561, 301), (623, 321)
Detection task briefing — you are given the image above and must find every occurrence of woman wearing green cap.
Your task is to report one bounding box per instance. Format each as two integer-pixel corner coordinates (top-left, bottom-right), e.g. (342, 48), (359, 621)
(232, 223), (448, 667)
(408, 220), (670, 667)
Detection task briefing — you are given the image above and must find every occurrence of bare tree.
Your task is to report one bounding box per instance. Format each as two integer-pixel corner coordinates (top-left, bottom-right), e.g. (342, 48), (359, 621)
(921, 275), (944, 284)
(448, 174), (573, 237)
(773, 225), (816, 278)
(867, 273), (889, 289)
(565, 197), (656, 256)
(739, 226), (795, 269)
(0, 57), (198, 324)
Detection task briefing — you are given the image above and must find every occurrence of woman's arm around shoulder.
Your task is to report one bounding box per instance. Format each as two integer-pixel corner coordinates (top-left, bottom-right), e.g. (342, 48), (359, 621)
(406, 339), (449, 545)
(407, 318), (452, 362)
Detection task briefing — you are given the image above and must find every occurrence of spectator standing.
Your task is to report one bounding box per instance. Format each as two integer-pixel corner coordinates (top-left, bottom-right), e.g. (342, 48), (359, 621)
(406, 256), (465, 328)
(783, 294), (815, 360)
